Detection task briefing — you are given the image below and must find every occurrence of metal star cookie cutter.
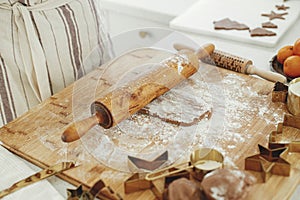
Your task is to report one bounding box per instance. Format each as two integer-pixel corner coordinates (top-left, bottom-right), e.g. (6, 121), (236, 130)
(67, 179), (122, 200)
(269, 114), (300, 152)
(127, 151), (168, 172)
(245, 144), (290, 182)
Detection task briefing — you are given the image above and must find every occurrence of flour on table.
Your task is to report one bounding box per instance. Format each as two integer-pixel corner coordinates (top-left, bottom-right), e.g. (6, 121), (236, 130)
(40, 71), (285, 172)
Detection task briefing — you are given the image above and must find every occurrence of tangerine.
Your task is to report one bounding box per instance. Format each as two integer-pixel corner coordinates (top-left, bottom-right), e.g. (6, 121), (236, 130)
(277, 45), (294, 64)
(283, 55), (300, 78)
(293, 38), (300, 56)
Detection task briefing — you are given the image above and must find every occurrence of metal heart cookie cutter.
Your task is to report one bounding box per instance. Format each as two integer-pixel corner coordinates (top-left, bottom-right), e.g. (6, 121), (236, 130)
(145, 148), (224, 181)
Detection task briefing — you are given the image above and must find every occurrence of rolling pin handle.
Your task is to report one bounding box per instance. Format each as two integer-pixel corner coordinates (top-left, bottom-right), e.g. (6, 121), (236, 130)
(246, 65), (287, 83)
(196, 43), (215, 59)
(173, 43), (215, 60)
(61, 114), (101, 143)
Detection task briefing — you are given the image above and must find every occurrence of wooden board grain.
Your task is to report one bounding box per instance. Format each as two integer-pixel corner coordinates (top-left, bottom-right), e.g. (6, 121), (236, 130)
(0, 48), (299, 200)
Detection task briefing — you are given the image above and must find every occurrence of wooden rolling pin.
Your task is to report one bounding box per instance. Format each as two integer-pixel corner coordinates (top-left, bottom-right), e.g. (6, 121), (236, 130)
(174, 43), (287, 83)
(61, 43), (215, 143)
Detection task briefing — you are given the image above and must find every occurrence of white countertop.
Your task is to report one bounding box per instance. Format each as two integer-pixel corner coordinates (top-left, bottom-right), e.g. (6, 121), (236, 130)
(102, 0), (198, 24)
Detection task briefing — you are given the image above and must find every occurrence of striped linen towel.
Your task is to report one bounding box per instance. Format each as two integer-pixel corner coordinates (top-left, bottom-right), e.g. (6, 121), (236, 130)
(0, 0), (112, 126)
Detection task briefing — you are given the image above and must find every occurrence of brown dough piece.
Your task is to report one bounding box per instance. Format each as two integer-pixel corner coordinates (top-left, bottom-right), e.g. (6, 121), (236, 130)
(201, 169), (256, 200)
(213, 18), (249, 30)
(250, 27), (276, 37)
(168, 178), (202, 200)
(139, 82), (211, 126)
(262, 21), (278, 29)
(261, 11), (288, 20)
(276, 4), (290, 11)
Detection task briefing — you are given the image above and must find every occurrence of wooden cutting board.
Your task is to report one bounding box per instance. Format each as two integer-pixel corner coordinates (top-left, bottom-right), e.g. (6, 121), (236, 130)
(0, 48), (299, 200)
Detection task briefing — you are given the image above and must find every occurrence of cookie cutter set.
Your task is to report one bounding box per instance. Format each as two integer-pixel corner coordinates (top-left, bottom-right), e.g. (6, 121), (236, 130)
(244, 77), (300, 182)
(145, 148), (224, 181)
(245, 114), (300, 182)
(124, 148), (224, 199)
(246, 76), (300, 182)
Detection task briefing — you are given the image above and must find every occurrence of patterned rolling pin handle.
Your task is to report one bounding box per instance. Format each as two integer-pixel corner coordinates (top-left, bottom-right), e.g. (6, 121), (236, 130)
(173, 43), (287, 83)
(202, 50), (252, 74)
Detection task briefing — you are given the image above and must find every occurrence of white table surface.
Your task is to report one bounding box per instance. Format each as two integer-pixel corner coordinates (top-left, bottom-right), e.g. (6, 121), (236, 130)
(1, 0), (300, 199)
(102, 0), (198, 24)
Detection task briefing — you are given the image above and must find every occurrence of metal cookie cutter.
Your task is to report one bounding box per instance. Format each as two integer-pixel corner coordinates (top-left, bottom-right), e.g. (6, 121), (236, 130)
(67, 179), (122, 200)
(128, 151), (168, 172)
(145, 148), (224, 181)
(272, 82), (288, 103)
(245, 144), (290, 182)
(124, 173), (168, 200)
(269, 114), (300, 152)
(124, 173), (153, 194)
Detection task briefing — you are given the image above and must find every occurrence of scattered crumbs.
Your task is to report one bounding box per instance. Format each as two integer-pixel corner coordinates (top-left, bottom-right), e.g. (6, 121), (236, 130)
(224, 157), (237, 168)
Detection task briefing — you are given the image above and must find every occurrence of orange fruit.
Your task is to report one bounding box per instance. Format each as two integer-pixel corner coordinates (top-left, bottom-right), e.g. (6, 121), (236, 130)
(293, 38), (300, 56)
(283, 55), (300, 78)
(277, 45), (294, 64)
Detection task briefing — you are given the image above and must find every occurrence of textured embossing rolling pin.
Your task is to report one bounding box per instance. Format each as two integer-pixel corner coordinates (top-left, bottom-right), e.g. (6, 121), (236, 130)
(61, 43), (215, 143)
(174, 43), (287, 84)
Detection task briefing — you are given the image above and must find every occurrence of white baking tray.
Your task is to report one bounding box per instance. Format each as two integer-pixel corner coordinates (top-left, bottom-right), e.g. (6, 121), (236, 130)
(170, 0), (300, 47)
